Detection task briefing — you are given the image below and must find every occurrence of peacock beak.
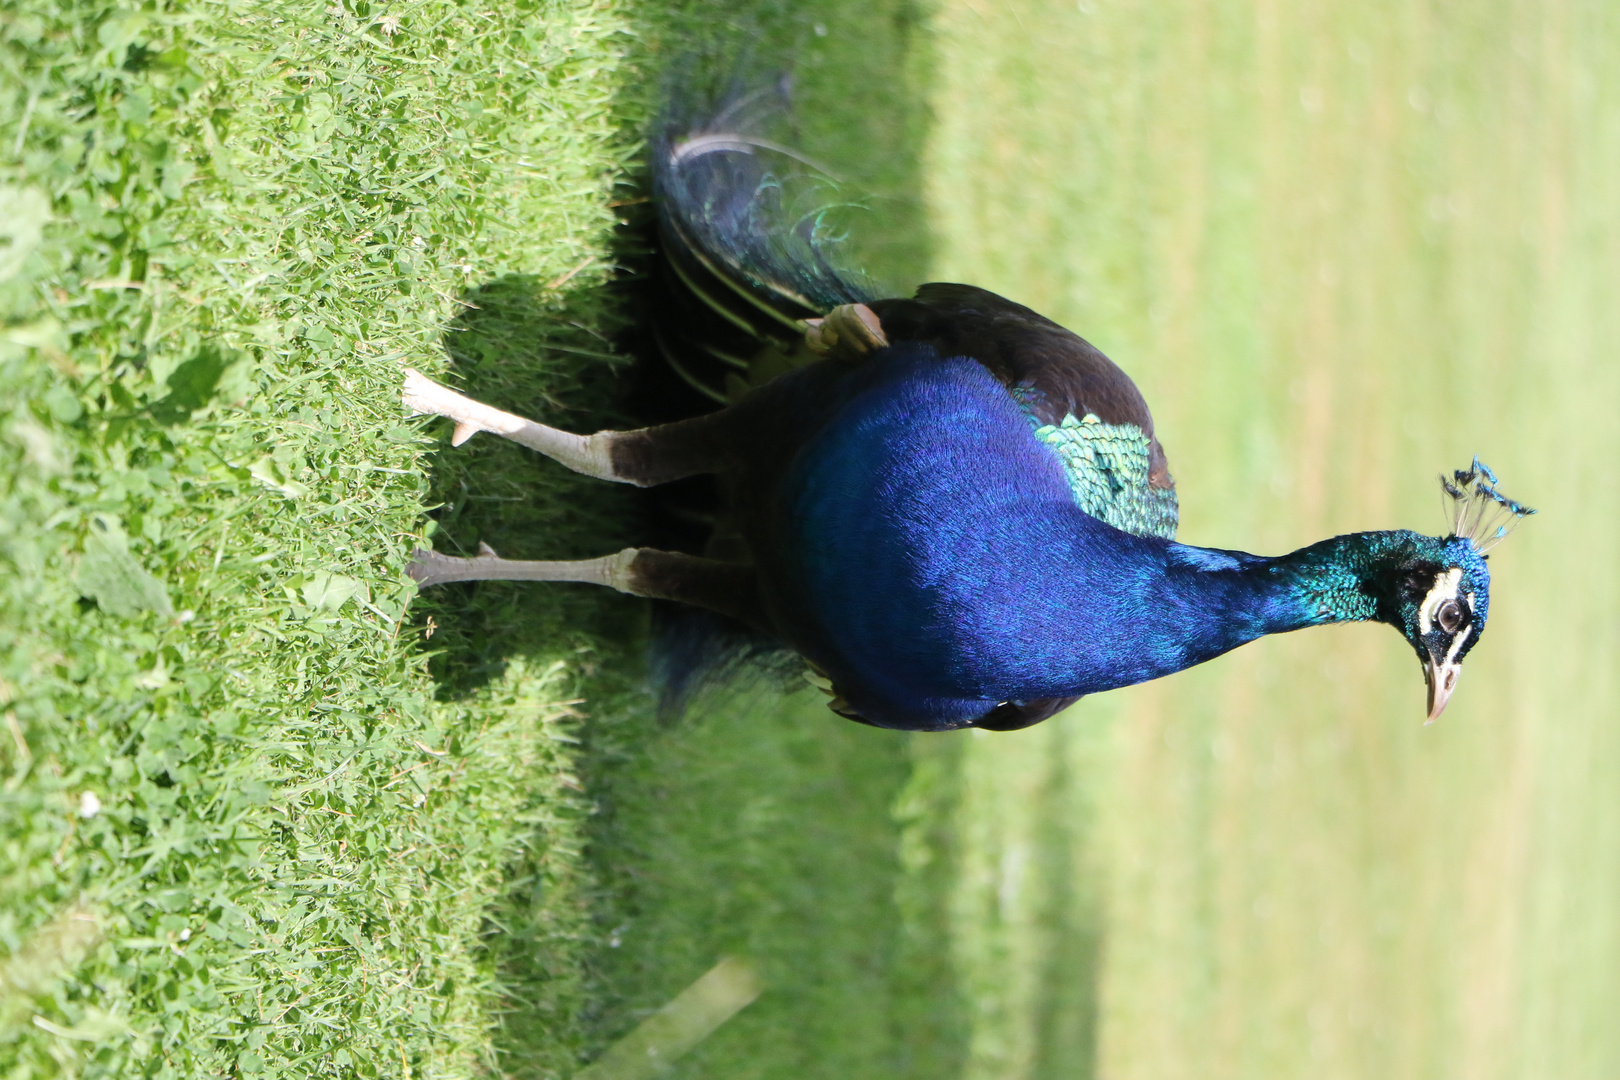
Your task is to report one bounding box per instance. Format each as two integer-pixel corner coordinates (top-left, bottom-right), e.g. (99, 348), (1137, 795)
(1423, 653), (1462, 723)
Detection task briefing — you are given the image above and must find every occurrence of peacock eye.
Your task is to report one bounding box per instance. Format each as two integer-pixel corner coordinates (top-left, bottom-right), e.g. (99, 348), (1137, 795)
(1436, 599), (1464, 633)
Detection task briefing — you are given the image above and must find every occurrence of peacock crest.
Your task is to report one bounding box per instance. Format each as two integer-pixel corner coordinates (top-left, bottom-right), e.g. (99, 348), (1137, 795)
(1443, 458), (1535, 553)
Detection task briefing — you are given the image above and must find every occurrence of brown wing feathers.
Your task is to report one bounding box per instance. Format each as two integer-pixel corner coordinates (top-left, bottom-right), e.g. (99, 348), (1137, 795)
(866, 283), (1174, 491)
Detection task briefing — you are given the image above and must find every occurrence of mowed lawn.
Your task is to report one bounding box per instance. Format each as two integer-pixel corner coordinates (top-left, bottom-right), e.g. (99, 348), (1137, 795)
(4, 1), (1619, 1079)
(1, 0), (640, 1075)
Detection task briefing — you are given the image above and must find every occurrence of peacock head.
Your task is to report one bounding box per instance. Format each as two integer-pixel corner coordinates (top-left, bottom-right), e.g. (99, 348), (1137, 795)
(1385, 460), (1534, 723)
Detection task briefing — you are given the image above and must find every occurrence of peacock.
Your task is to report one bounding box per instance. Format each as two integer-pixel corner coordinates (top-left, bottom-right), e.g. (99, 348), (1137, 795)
(402, 84), (1533, 732)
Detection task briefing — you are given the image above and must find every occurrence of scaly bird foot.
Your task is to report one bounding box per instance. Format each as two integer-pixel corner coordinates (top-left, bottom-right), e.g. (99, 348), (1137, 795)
(804, 303), (888, 362)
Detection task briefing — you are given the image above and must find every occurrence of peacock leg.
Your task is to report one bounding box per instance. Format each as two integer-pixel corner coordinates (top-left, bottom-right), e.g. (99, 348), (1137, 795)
(402, 368), (735, 486)
(408, 543), (766, 630)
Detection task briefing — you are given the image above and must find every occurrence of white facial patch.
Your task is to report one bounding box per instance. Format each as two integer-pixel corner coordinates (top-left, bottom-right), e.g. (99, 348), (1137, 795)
(1417, 568), (1464, 635)
(1443, 620), (1475, 666)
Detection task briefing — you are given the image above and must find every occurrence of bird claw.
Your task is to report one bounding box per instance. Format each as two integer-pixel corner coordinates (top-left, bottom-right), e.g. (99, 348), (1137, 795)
(804, 303), (888, 362)
(402, 368), (525, 444)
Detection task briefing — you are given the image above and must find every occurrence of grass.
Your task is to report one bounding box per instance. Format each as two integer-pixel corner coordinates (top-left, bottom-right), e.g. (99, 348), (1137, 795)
(0, 0), (632, 1074)
(5, 0), (1618, 1078)
(578, 681), (967, 1080)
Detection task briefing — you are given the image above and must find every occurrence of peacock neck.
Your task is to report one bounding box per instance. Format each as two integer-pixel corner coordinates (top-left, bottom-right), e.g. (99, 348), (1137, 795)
(1169, 529), (1423, 643)
(1262, 529), (1426, 627)
(1020, 528), (1430, 700)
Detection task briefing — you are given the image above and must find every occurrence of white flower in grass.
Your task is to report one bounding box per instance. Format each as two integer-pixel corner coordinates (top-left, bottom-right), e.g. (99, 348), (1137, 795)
(79, 791), (101, 818)
(379, 13), (402, 36)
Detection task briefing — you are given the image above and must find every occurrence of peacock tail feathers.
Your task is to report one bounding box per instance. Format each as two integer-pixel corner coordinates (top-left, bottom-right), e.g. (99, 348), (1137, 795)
(652, 77), (876, 355)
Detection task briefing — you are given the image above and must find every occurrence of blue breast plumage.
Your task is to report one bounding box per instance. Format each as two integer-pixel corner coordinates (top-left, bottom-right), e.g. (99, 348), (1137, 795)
(771, 349), (1084, 727)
